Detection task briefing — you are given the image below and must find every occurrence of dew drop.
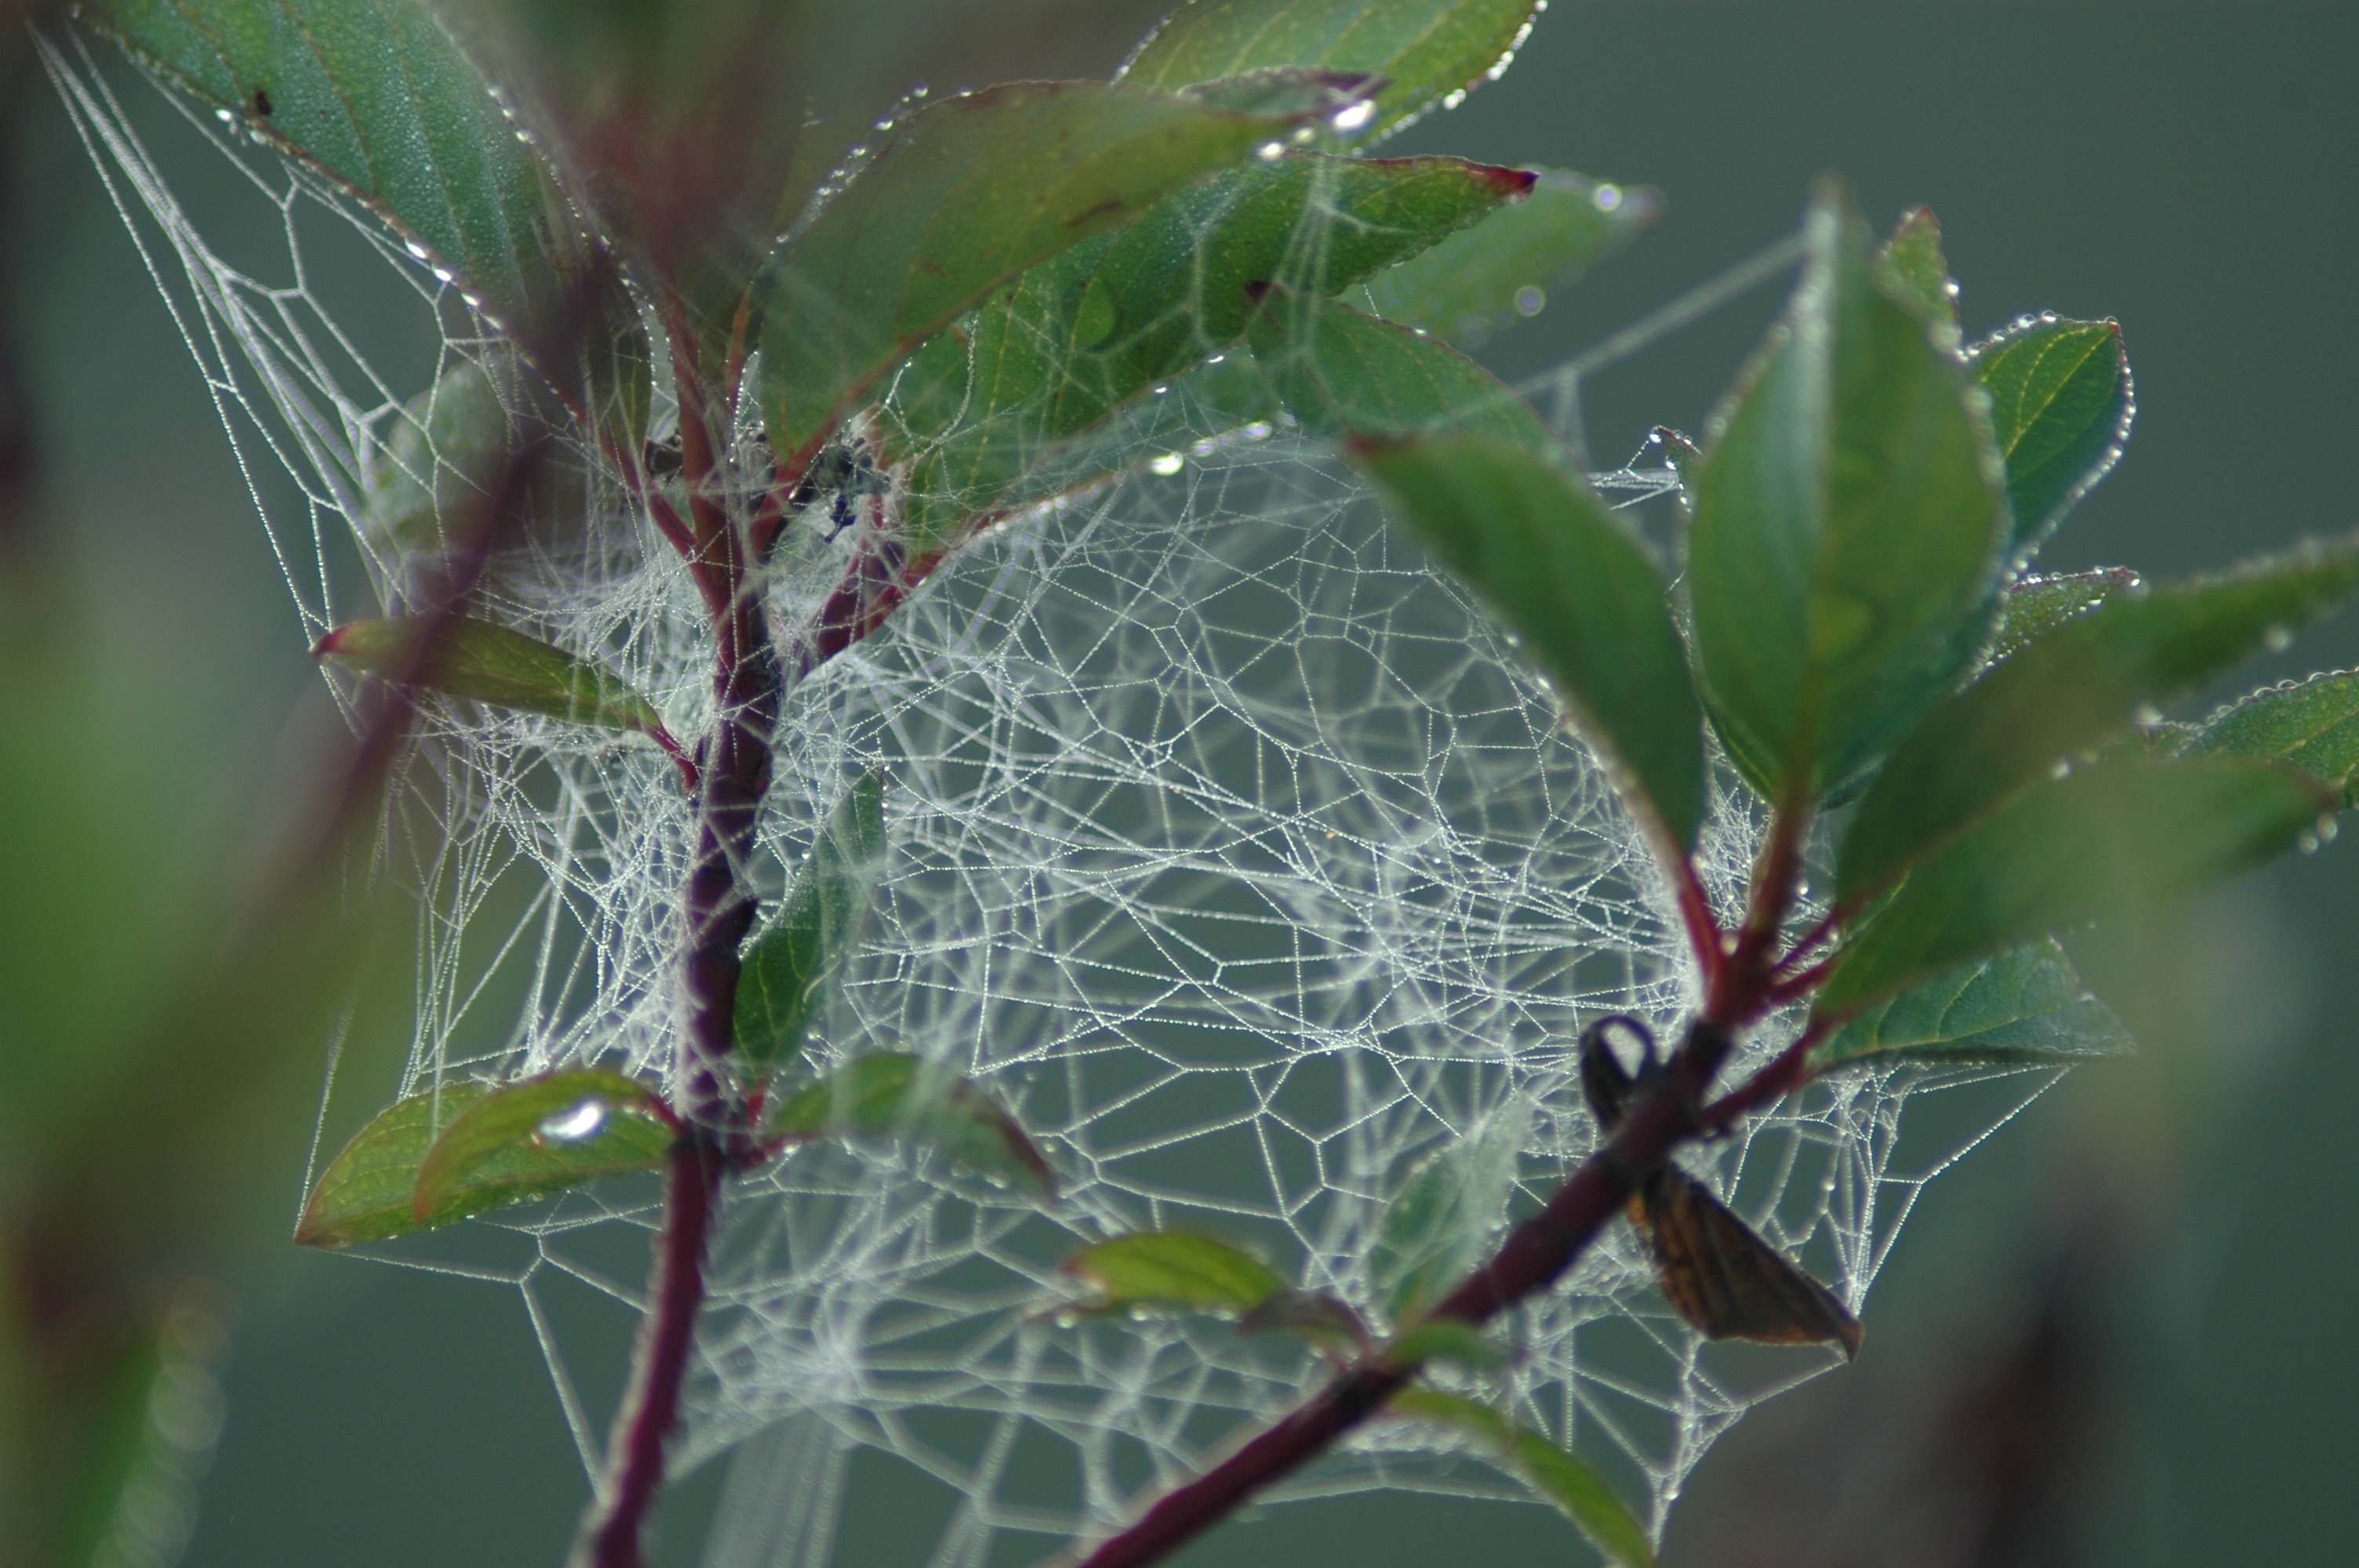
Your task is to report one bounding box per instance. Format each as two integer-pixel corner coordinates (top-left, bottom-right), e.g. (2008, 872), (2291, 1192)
(1514, 285), (1546, 318)
(1594, 183), (1623, 212)
(1206, 352), (1227, 365)
(1149, 452), (1184, 476)
(1330, 100), (1377, 133)
(2132, 703), (2165, 727)
(1243, 421), (1274, 441)
(2321, 816), (2342, 844)
(2265, 625), (2295, 652)
(2298, 831), (2321, 855)
(538, 1098), (609, 1143)
(2049, 758), (2073, 779)
(1255, 140), (1286, 162)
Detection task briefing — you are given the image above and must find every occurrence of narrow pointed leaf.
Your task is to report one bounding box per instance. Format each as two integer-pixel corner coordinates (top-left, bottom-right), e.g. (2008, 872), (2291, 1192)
(1986, 568), (2143, 665)
(2192, 670), (2359, 804)
(408, 1069), (674, 1226)
(1369, 1116), (1521, 1322)
(89, 0), (579, 365)
(297, 1082), (493, 1247)
(1876, 206), (1958, 334)
(1237, 1289), (1372, 1355)
(736, 774), (889, 1077)
(1819, 757), (2330, 1016)
(885, 153), (1532, 548)
(1387, 1389), (1656, 1568)
(1121, 0), (1545, 140)
(1061, 1230), (1285, 1317)
(1360, 169), (1658, 347)
(1247, 286), (1551, 448)
(1385, 1318), (1508, 1373)
(1837, 539), (2359, 903)
(315, 616), (680, 751)
(1814, 939), (2133, 1069)
(767, 1053), (1055, 1197)
(1688, 183), (2008, 801)
(758, 80), (1318, 465)
(1356, 434), (1707, 852)
(1972, 316), (2134, 553)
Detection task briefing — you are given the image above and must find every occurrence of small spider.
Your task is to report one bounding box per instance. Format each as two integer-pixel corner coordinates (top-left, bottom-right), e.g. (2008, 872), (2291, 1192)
(787, 434), (889, 543)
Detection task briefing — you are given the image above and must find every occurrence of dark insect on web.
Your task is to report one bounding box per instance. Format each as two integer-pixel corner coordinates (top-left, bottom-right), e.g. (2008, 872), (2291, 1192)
(1581, 1016), (1863, 1358)
(787, 435), (889, 543)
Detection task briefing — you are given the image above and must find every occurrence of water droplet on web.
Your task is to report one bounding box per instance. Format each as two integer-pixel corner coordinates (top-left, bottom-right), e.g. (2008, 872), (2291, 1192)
(2265, 625), (2295, 652)
(1256, 140), (1286, 162)
(1514, 285), (1546, 317)
(538, 1098), (609, 1143)
(1329, 100), (1376, 134)
(1149, 452), (1184, 476)
(1243, 421), (1273, 440)
(2050, 758), (2073, 779)
(1594, 183), (1624, 212)
(2320, 816), (2341, 844)
(2132, 703), (2165, 727)
(1206, 353), (1226, 365)
(2298, 830), (2321, 855)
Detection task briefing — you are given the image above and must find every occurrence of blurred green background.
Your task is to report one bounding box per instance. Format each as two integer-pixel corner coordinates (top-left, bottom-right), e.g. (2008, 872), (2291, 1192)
(5, 2), (2356, 1563)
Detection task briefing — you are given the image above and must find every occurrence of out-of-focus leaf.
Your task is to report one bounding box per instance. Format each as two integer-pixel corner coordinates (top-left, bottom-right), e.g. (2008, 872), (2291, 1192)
(1237, 1289), (1371, 1355)
(736, 774), (889, 1077)
(580, 255), (652, 455)
(1387, 1389), (1656, 1568)
(1985, 567), (2142, 665)
(1356, 434), (1707, 855)
(314, 615), (682, 754)
(1837, 539), (2359, 904)
(1876, 205), (1958, 334)
(1385, 1317), (1507, 1372)
(1972, 315), (2134, 553)
(766, 1053), (1055, 1196)
(886, 152), (1532, 549)
(1248, 286), (1550, 448)
(1060, 1229), (1285, 1317)
(1819, 757), (2331, 1015)
(1120, 0), (1545, 140)
(2191, 670), (2359, 804)
(88, 0), (580, 358)
(758, 80), (1316, 465)
(1360, 169), (1658, 346)
(1368, 1116), (1521, 1321)
(408, 1069), (674, 1225)
(1686, 182), (2007, 802)
(1814, 939), (2134, 1068)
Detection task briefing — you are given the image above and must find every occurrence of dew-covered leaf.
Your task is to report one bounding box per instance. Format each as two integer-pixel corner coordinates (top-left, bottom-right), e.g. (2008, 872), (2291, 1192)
(1120, 0), (1545, 140)
(314, 616), (681, 753)
(1814, 939), (2133, 1069)
(885, 152), (1532, 549)
(2191, 670), (2359, 805)
(1387, 1389), (1656, 1568)
(1368, 1116), (1521, 1322)
(408, 1069), (674, 1227)
(1359, 169), (1658, 346)
(767, 1053), (1055, 1197)
(1357, 434), (1707, 854)
(1837, 539), (2359, 903)
(1876, 206), (1958, 334)
(758, 80), (1317, 465)
(736, 774), (889, 1078)
(1819, 757), (2331, 1016)
(1972, 316), (2134, 553)
(1687, 182), (2008, 803)
(1060, 1229), (1286, 1317)
(1385, 1317), (1508, 1373)
(1986, 568), (2143, 666)
(1237, 1289), (1372, 1355)
(1249, 286), (1550, 448)
(89, 0), (580, 365)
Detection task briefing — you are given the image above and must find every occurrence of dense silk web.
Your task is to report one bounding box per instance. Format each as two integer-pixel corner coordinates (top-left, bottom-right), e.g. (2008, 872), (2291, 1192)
(52, 36), (2059, 1561)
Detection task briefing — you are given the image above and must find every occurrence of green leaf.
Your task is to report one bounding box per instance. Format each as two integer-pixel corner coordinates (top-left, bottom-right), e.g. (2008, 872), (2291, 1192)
(1385, 1317), (1508, 1373)
(1355, 434), (1707, 853)
(1237, 1289), (1372, 1355)
(1359, 169), (1658, 347)
(357, 358), (591, 566)
(885, 152), (1532, 549)
(1121, 0), (1545, 140)
(408, 1069), (674, 1227)
(1387, 1389), (1656, 1568)
(1837, 539), (2359, 904)
(736, 774), (889, 1078)
(1819, 757), (2331, 1016)
(1875, 206), (1959, 334)
(767, 1053), (1056, 1197)
(1247, 286), (1552, 449)
(1985, 568), (2143, 665)
(581, 255), (653, 456)
(1369, 1116), (1521, 1321)
(2192, 670), (2359, 804)
(1687, 182), (2008, 802)
(758, 80), (1317, 465)
(89, 0), (577, 362)
(1814, 939), (2133, 1069)
(1972, 315), (2134, 553)
(1061, 1229), (1286, 1318)
(314, 615), (680, 753)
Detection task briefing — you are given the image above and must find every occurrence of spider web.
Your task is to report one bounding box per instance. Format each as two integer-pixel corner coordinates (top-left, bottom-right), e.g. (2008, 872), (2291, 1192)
(50, 34), (2061, 1563)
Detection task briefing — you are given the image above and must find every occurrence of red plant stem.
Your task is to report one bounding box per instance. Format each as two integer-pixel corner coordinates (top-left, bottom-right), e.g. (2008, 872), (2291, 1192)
(573, 1134), (726, 1568)
(1068, 1025), (1736, 1568)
